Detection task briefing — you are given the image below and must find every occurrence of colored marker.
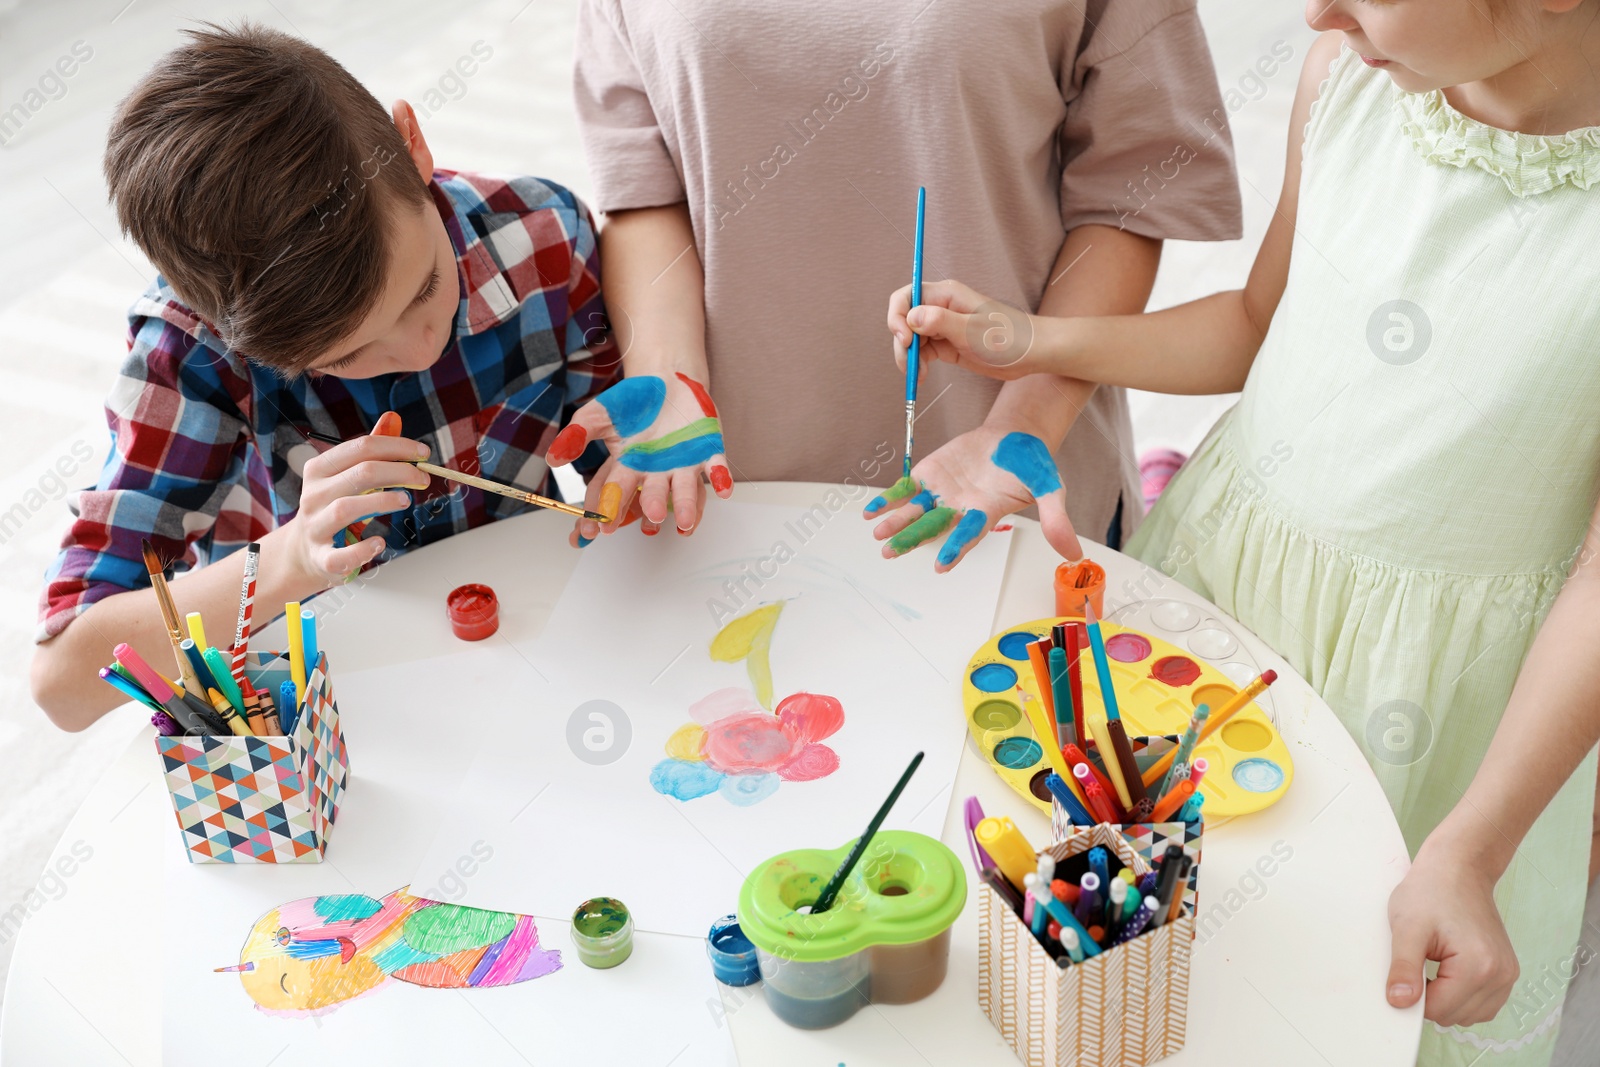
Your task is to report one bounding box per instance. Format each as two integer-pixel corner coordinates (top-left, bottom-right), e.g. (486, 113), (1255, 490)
(1052, 879), (1079, 906)
(1178, 792), (1205, 823)
(1025, 639), (1057, 733)
(1147, 845), (1186, 928)
(1063, 742), (1117, 801)
(185, 611), (207, 649)
(179, 638), (219, 693)
(1048, 645), (1074, 747)
(151, 710), (183, 736)
(1026, 874), (1048, 936)
(1076, 765), (1122, 825)
(300, 607), (320, 680)
(1036, 852), (1056, 886)
(1074, 872), (1100, 926)
(1107, 879), (1127, 935)
(1113, 894), (1160, 945)
(1082, 603), (1146, 808)
(202, 647), (248, 718)
(98, 666), (163, 712)
(113, 643), (201, 730)
(1065, 623), (1086, 746)
(1036, 889), (1102, 958)
(1059, 926), (1085, 963)
(964, 796), (995, 871)
(1151, 780), (1196, 822)
(1189, 757), (1209, 788)
(980, 867), (1025, 914)
(1087, 847), (1109, 891)
(975, 816), (1038, 892)
(1043, 772), (1095, 826)
(280, 680), (300, 735)
(1165, 858), (1192, 924)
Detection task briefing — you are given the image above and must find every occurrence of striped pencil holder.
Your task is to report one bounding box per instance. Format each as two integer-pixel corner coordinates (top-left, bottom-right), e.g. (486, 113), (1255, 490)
(977, 824), (1196, 1067)
(156, 651), (349, 864)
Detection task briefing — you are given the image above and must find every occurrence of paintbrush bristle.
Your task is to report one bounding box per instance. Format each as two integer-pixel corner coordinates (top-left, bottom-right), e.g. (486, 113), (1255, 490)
(141, 538), (164, 576)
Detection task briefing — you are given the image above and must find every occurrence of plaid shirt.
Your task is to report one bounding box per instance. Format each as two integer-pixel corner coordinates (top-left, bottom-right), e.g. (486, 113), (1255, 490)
(39, 171), (617, 641)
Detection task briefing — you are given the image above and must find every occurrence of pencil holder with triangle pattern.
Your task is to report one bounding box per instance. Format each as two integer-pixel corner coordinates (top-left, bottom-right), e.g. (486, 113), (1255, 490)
(978, 824), (1197, 1067)
(156, 651), (349, 864)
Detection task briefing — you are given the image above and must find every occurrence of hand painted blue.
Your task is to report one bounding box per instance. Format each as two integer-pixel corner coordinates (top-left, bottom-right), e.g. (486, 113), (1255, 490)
(595, 376), (668, 437)
(937, 508), (988, 567)
(991, 432), (1062, 496)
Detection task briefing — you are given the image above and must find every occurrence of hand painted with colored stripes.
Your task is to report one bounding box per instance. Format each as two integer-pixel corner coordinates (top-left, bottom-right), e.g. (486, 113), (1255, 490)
(863, 428), (1083, 570)
(547, 372), (733, 544)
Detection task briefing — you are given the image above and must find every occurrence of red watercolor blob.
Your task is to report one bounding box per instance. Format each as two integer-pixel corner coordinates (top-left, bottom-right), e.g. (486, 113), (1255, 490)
(1105, 633), (1152, 663)
(1149, 655), (1202, 687)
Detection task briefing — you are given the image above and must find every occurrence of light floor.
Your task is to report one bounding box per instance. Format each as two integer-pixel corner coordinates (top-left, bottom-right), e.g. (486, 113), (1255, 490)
(0, 2), (1593, 1062)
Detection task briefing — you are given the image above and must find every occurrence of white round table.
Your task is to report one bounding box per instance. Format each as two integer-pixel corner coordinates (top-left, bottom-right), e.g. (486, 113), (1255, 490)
(1, 483), (1421, 1065)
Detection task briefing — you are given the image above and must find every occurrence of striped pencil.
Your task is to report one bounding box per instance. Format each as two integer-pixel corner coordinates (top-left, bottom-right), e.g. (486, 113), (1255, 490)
(229, 541), (261, 684)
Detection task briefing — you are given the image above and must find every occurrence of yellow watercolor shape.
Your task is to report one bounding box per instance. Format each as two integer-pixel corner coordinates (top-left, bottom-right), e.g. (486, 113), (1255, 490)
(665, 722), (707, 761)
(710, 601), (786, 710)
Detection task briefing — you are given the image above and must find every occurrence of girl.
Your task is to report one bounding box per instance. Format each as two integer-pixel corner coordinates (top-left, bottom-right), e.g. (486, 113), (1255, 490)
(879, 2), (1600, 1063)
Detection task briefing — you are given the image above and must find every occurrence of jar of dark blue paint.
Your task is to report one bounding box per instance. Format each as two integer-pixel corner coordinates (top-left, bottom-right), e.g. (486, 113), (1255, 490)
(705, 914), (761, 986)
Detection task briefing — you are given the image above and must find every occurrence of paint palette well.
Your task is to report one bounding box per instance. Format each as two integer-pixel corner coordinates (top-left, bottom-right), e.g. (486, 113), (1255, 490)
(962, 615), (1294, 820)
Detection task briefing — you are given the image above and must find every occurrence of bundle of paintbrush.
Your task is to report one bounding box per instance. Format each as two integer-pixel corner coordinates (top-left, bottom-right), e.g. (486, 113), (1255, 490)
(96, 539), (311, 737)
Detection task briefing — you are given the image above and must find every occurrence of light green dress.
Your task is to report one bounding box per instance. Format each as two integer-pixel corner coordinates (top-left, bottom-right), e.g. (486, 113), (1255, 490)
(1129, 47), (1600, 1065)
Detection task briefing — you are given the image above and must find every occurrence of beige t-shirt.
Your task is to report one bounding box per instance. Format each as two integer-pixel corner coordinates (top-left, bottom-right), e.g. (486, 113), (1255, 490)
(573, 0), (1242, 543)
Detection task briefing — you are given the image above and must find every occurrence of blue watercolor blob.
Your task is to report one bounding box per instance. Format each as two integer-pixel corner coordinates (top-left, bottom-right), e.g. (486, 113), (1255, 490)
(970, 662), (1019, 692)
(992, 736), (1043, 769)
(719, 772), (779, 806)
(908, 489), (940, 513)
(596, 376), (668, 437)
(650, 758), (724, 801)
(991, 432), (1063, 497)
(620, 432), (725, 473)
(937, 508), (988, 567)
(1232, 758), (1285, 793)
(996, 631), (1038, 662)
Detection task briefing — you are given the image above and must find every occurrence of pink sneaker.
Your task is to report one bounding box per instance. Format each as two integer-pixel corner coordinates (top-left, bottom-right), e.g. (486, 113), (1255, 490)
(1139, 448), (1188, 511)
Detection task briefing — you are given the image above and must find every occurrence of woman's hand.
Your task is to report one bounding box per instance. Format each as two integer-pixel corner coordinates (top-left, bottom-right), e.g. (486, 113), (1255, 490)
(888, 279), (1048, 382)
(1386, 834), (1519, 1027)
(863, 425), (1082, 570)
(291, 421), (430, 584)
(547, 372), (734, 544)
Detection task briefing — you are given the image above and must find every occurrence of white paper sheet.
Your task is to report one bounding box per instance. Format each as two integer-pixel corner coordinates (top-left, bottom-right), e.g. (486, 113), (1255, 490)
(163, 646), (736, 1067)
(412, 498), (1013, 935)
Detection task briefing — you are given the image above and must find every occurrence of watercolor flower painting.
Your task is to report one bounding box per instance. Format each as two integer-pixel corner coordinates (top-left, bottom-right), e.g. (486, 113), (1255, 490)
(649, 600), (847, 806)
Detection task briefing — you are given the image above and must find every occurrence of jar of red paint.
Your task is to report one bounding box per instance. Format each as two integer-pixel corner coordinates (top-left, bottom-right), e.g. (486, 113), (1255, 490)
(447, 583), (499, 641)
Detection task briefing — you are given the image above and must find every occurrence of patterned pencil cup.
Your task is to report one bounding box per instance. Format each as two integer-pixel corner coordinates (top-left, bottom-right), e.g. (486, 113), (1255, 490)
(1049, 807), (1205, 925)
(156, 651), (350, 864)
(978, 824), (1196, 1067)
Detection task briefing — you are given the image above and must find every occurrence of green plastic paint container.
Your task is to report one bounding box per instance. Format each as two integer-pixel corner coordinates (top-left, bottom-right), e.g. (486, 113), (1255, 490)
(737, 830), (966, 1029)
(571, 897), (634, 969)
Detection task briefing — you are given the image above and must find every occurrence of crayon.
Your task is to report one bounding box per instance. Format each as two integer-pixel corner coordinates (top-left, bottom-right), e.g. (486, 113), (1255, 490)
(254, 683), (283, 736)
(201, 647), (251, 734)
(205, 687), (252, 737)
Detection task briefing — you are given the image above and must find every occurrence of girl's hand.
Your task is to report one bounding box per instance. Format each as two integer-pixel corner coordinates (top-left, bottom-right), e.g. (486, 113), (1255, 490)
(547, 372), (733, 545)
(292, 422), (430, 584)
(887, 279), (1041, 382)
(863, 426), (1083, 570)
(1386, 836), (1519, 1027)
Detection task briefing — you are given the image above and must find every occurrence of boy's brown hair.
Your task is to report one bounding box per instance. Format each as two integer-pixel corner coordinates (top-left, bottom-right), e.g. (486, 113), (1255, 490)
(104, 22), (430, 372)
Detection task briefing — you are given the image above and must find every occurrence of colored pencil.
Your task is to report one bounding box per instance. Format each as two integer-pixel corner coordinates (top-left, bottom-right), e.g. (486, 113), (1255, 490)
(901, 185), (926, 478)
(1154, 705), (1210, 800)
(811, 751), (924, 913)
(1016, 685), (1073, 785)
(229, 541), (260, 684)
(1140, 669), (1278, 788)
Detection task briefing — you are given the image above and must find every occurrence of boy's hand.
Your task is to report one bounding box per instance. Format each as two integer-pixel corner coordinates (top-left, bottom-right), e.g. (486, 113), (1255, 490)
(547, 373), (734, 545)
(289, 430), (430, 584)
(1386, 837), (1519, 1027)
(864, 426), (1082, 571)
(888, 279), (1040, 382)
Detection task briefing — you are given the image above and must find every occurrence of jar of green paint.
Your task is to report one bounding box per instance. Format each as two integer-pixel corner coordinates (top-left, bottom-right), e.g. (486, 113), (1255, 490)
(571, 897), (634, 969)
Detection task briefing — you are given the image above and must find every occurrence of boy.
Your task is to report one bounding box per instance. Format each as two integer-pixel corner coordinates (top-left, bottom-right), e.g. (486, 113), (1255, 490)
(30, 24), (616, 729)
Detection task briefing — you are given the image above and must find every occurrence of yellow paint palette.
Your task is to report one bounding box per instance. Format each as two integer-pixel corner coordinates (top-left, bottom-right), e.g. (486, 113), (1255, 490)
(962, 617), (1293, 819)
